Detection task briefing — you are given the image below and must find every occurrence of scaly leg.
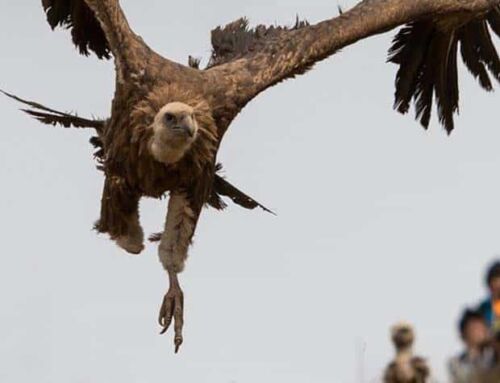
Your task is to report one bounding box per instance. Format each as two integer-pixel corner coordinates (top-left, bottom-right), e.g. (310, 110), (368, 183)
(156, 192), (197, 352)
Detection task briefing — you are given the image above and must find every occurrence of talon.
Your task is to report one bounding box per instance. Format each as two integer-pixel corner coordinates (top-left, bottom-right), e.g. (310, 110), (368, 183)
(157, 282), (185, 352)
(175, 336), (183, 353)
(158, 294), (174, 333)
(158, 297), (166, 326)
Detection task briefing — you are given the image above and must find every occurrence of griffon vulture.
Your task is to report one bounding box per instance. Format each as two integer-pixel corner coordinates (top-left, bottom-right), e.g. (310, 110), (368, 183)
(2, 0), (499, 352)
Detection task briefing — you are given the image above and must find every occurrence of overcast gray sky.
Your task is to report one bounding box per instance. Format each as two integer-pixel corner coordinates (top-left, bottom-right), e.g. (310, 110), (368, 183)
(0, 1), (499, 382)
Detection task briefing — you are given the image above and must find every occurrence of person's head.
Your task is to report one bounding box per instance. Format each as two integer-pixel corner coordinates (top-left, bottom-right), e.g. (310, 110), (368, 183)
(485, 261), (500, 299)
(459, 309), (489, 348)
(391, 322), (415, 351)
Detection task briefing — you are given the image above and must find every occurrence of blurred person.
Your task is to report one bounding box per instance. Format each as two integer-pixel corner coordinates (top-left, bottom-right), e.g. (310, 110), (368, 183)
(472, 331), (500, 383)
(449, 309), (494, 383)
(383, 323), (430, 383)
(477, 261), (500, 332)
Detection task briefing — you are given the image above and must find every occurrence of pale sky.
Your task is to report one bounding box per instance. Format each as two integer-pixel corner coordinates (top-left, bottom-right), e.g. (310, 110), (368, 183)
(0, 1), (499, 383)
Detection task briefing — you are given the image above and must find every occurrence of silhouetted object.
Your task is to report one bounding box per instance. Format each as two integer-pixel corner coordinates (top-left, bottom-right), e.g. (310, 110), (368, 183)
(383, 323), (430, 383)
(3, 0), (499, 352)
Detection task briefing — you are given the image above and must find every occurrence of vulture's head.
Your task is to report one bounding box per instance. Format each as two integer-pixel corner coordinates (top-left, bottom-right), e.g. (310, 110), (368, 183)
(149, 102), (200, 165)
(131, 86), (218, 172)
(391, 322), (415, 351)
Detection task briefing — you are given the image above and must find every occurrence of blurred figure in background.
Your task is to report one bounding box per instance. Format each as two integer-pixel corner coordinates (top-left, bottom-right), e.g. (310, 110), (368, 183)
(448, 309), (493, 383)
(477, 261), (500, 332)
(383, 323), (430, 383)
(472, 331), (500, 383)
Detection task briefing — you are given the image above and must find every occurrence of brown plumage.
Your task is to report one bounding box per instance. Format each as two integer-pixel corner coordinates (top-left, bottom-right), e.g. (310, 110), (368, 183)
(207, 17), (309, 69)
(389, 6), (500, 133)
(3, 0), (499, 352)
(383, 324), (430, 383)
(0, 90), (270, 215)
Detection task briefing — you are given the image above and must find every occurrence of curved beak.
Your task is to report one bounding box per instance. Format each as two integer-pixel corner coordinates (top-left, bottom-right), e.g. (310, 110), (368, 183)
(173, 124), (194, 138)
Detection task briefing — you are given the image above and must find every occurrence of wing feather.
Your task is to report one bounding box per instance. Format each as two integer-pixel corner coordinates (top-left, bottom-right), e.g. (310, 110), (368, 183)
(211, 167), (275, 214)
(206, 17), (309, 70)
(1, 89), (104, 130)
(388, 22), (435, 114)
(413, 42), (435, 130)
(388, 7), (499, 133)
(434, 32), (459, 133)
(460, 24), (494, 90)
(472, 20), (500, 81)
(42, 0), (110, 59)
(488, 6), (500, 37)
(2, 90), (105, 167)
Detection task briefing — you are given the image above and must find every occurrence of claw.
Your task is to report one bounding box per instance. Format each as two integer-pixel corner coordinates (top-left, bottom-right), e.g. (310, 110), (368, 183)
(158, 285), (184, 352)
(175, 336), (183, 353)
(158, 296), (166, 326)
(173, 293), (184, 351)
(159, 294), (173, 333)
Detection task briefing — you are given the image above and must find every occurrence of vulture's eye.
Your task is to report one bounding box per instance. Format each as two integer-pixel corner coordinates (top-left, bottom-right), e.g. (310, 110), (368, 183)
(164, 113), (175, 123)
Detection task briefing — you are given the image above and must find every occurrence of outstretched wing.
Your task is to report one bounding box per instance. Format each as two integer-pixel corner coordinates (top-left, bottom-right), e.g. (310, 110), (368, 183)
(388, 7), (500, 133)
(206, 0), (499, 134)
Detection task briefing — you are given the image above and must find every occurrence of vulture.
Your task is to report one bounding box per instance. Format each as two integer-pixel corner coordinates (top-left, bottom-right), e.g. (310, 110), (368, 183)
(383, 323), (430, 383)
(2, 0), (499, 352)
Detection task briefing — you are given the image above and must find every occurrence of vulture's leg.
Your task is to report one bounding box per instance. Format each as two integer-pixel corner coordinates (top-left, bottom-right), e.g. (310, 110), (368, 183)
(115, 209), (144, 255)
(96, 176), (144, 254)
(157, 192), (198, 353)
